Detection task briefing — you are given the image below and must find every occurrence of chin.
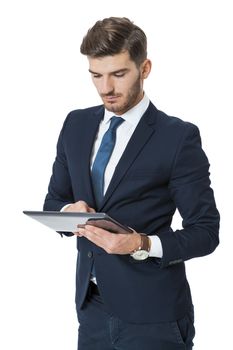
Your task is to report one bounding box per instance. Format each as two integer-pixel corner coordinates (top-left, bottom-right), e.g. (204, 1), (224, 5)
(105, 103), (122, 114)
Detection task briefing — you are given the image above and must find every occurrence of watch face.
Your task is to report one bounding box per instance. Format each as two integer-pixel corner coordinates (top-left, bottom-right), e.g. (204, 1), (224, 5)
(131, 250), (149, 261)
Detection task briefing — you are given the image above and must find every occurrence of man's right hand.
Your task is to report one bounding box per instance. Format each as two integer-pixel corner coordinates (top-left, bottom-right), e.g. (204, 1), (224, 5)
(63, 200), (96, 213)
(63, 201), (96, 237)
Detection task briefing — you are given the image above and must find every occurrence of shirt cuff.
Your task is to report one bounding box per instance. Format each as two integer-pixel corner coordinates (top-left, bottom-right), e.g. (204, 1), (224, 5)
(149, 235), (163, 258)
(60, 204), (72, 212)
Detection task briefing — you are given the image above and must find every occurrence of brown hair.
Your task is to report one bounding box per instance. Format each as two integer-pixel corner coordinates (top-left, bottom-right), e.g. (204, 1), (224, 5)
(80, 17), (147, 67)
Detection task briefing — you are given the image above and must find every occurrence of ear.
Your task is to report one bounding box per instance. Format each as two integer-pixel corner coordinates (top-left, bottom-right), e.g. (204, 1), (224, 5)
(141, 59), (152, 79)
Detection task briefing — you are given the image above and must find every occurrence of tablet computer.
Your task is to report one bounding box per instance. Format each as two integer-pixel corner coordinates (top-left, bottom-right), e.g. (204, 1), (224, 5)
(23, 211), (133, 234)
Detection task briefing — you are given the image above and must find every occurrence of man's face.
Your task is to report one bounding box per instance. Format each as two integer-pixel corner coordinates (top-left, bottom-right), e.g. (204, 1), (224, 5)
(88, 51), (151, 115)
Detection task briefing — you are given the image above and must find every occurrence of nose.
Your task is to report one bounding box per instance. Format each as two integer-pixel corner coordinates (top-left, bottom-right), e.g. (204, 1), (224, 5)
(100, 77), (114, 95)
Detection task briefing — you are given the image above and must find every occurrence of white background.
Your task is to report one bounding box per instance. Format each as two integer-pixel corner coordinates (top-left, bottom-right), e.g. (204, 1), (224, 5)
(0, 1), (232, 349)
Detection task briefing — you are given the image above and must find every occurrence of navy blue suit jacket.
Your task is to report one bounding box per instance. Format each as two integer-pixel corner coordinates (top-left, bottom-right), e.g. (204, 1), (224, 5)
(43, 102), (220, 323)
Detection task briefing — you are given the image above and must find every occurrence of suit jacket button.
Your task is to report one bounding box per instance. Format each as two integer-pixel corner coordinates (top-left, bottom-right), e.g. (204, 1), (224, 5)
(87, 251), (93, 258)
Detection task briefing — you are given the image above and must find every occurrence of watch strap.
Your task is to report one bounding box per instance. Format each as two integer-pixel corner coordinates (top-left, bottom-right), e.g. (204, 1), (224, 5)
(140, 234), (151, 252)
(131, 234), (151, 254)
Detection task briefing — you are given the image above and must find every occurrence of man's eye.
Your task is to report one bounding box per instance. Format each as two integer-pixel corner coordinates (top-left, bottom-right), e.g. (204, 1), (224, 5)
(93, 74), (101, 78)
(114, 73), (125, 77)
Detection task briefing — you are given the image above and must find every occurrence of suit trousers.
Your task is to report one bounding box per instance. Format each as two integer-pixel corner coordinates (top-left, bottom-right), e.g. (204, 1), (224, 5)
(77, 282), (195, 350)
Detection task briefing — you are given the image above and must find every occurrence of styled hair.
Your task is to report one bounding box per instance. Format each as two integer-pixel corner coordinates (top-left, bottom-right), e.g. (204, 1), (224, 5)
(80, 17), (147, 66)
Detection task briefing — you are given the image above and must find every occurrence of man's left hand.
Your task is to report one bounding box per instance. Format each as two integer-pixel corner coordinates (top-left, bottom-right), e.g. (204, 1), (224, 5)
(77, 225), (141, 255)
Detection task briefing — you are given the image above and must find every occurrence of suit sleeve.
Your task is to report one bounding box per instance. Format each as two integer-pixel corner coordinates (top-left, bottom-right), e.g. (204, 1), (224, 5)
(158, 124), (220, 267)
(43, 115), (75, 236)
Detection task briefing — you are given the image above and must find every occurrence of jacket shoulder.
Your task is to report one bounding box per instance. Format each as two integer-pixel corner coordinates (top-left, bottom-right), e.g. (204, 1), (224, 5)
(152, 105), (198, 133)
(146, 103), (201, 152)
(65, 105), (103, 124)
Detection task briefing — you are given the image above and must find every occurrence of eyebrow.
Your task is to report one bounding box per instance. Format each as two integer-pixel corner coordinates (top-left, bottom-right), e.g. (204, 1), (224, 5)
(88, 68), (129, 75)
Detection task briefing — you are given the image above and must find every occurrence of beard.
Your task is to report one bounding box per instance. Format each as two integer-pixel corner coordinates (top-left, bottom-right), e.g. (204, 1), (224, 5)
(101, 74), (142, 115)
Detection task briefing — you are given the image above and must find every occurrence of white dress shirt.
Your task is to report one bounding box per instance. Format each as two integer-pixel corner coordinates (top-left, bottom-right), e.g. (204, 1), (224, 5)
(62, 94), (163, 258)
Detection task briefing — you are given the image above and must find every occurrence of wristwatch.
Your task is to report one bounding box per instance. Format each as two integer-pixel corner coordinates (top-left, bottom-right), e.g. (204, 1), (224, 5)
(130, 234), (151, 260)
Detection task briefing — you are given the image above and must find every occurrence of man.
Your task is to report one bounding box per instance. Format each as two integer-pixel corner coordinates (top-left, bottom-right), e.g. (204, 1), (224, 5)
(44, 17), (220, 349)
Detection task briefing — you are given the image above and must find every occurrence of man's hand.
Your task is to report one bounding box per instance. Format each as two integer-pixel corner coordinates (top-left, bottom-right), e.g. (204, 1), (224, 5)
(63, 200), (96, 213)
(77, 225), (141, 255)
(64, 201), (96, 237)
(64, 201), (141, 254)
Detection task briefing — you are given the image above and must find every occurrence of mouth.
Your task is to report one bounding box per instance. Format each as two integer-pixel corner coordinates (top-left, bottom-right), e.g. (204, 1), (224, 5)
(103, 95), (120, 103)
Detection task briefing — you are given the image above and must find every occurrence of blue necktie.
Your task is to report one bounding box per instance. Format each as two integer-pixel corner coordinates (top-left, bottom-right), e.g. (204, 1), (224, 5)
(91, 116), (124, 207)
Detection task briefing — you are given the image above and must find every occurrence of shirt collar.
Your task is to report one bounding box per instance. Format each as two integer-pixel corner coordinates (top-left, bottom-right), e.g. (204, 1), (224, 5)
(103, 94), (150, 126)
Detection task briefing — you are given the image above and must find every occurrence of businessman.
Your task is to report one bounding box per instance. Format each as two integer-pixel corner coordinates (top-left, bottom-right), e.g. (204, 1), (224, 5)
(44, 17), (220, 349)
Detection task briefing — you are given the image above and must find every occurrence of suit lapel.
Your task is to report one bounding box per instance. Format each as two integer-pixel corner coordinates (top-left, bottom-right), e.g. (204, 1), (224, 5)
(100, 103), (158, 210)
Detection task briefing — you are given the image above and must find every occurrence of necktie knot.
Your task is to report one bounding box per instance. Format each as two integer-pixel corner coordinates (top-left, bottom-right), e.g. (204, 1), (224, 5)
(109, 116), (124, 131)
